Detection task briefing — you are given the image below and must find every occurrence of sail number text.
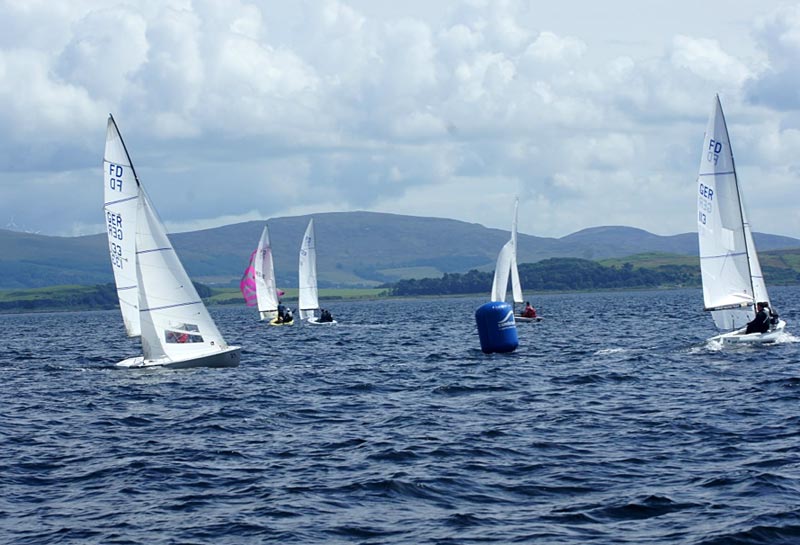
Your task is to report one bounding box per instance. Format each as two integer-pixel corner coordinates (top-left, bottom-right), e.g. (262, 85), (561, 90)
(109, 241), (124, 269)
(108, 164), (125, 192)
(106, 210), (124, 268)
(706, 139), (722, 165)
(698, 183), (714, 225)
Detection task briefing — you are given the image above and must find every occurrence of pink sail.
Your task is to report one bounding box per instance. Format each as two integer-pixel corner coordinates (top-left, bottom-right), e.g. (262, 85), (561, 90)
(240, 251), (258, 307)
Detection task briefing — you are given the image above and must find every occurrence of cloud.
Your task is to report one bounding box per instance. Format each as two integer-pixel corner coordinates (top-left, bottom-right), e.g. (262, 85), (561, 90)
(746, 5), (800, 111)
(0, 0), (798, 241)
(55, 6), (149, 102)
(670, 35), (752, 87)
(524, 31), (587, 64)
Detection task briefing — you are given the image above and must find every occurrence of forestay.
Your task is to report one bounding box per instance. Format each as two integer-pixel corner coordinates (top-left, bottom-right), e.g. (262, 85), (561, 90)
(103, 117), (141, 337)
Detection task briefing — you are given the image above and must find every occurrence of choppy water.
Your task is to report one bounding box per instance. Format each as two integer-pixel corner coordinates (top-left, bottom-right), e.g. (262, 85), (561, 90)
(3, 287), (800, 544)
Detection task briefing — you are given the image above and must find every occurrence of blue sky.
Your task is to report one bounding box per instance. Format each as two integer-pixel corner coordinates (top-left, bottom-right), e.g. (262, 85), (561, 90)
(1, 0), (799, 239)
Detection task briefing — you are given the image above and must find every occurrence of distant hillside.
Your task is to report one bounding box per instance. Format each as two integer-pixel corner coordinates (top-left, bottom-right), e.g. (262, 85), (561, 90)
(1, 212), (799, 289)
(390, 250), (800, 297)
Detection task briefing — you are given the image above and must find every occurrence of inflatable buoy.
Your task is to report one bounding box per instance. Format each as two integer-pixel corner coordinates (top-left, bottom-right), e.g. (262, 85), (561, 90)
(475, 302), (519, 354)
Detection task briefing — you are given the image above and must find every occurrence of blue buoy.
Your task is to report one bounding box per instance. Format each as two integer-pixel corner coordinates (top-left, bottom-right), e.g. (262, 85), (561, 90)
(475, 301), (519, 354)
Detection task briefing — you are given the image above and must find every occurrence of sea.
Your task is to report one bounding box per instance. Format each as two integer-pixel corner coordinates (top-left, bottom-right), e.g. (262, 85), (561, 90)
(3, 286), (800, 545)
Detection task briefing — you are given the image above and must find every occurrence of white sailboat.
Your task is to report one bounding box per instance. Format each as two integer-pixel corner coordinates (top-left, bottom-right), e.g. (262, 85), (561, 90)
(697, 95), (786, 344)
(298, 218), (336, 324)
(490, 199), (540, 322)
(104, 115), (241, 368)
(241, 225), (288, 324)
(254, 225), (280, 321)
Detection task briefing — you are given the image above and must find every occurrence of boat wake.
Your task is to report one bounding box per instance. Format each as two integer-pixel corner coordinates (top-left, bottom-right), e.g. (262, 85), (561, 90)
(594, 348), (628, 356)
(772, 331), (800, 344)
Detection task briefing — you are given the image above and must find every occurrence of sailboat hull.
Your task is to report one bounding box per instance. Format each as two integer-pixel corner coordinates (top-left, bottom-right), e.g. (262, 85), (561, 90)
(709, 320), (787, 345)
(116, 346), (241, 369)
(515, 316), (543, 323)
(306, 317), (337, 325)
(269, 317), (294, 326)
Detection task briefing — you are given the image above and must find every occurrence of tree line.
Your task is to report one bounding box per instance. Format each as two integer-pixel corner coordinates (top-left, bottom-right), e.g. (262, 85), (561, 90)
(388, 258), (702, 296)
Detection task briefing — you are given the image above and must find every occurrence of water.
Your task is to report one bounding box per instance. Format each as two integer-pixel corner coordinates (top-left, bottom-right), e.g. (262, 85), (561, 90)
(3, 287), (800, 544)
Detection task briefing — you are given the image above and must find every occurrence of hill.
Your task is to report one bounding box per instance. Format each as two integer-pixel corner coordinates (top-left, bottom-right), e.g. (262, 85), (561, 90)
(1, 212), (799, 289)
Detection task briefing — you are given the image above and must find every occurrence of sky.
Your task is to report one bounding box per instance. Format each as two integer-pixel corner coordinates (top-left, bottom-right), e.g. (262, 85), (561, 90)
(2, 0), (800, 239)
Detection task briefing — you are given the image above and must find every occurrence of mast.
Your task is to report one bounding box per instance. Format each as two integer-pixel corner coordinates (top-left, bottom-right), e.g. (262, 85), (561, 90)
(108, 114), (141, 190)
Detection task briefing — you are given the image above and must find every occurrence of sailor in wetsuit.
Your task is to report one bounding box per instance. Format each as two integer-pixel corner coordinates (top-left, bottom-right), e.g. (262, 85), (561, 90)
(745, 302), (770, 334)
(277, 301), (288, 323)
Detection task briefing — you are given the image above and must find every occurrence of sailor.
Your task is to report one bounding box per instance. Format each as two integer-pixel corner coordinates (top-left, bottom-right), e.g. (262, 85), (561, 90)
(277, 301), (287, 323)
(745, 302), (771, 334)
(521, 302), (537, 318)
(319, 308), (333, 322)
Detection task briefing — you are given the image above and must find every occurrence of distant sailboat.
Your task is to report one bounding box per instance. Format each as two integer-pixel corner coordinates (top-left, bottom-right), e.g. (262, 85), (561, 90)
(240, 225), (285, 323)
(491, 199), (540, 322)
(298, 218), (336, 324)
(104, 115), (240, 368)
(697, 95), (786, 344)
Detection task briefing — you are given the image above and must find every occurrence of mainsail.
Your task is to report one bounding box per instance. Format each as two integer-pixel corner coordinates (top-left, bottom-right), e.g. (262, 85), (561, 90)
(103, 116), (141, 337)
(697, 95), (767, 330)
(254, 225), (279, 319)
(241, 226), (282, 318)
(298, 218), (319, 319)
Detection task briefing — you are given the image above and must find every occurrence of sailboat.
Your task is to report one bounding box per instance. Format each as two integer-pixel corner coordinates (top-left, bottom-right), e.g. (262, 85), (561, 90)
(490, 199), (541, 322)
(697, 95), (786, 344)
(240, 225), (291, 325)
(104, 115), (241, 368)
(298, 218), (336, 324)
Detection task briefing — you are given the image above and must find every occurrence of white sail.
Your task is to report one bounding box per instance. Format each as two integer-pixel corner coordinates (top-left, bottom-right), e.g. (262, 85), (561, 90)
(510, 198), (523, 304)
(255, 225), (279, 320)
(103, 117), (140, 337)
(298, 218), (319, 319)
(491, 239), (514, 303)
(744, 210), (770, 306)
(107, 115), (239, 368)
(135, 189), (231, 363)
(697, 95), (762, 330)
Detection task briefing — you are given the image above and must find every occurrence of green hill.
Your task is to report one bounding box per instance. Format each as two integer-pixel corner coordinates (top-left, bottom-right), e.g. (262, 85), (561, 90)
(389, 251), (800, 296)
(1, 212), (799, 289)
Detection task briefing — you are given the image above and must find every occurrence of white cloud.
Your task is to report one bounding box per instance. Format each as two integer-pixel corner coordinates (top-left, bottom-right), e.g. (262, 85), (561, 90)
(746, 5), (800, 111)
(0, 0), (798, 242)
(55, 6), (149, 102)
(670, 35), (752, 86)
(524, 31), (587, 64)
